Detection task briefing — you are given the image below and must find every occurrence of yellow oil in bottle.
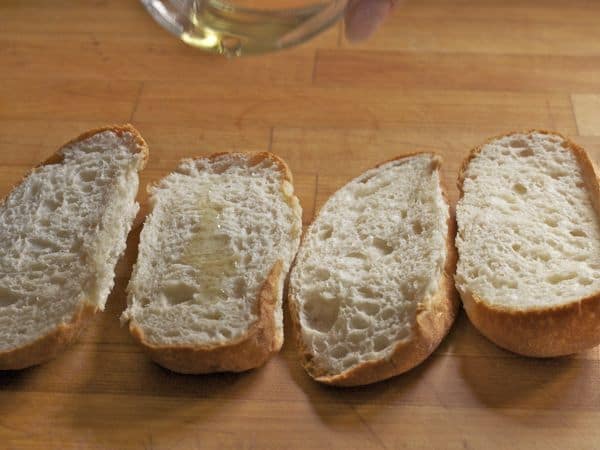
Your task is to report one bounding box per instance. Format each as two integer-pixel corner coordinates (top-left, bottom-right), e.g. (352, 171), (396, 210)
(143, 0), (347, 55)
(181, 0), (329, 55)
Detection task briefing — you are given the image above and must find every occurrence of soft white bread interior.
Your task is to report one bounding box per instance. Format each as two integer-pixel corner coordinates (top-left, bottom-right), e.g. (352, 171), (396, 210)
(122, 152), (302, 374)
(0, 125), (148, 369)
(455, 130), (600, 357)
(289, 153), (458, 386)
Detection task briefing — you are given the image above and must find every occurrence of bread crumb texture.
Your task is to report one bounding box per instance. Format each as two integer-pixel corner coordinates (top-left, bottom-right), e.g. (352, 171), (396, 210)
(0, 130), (143, 351)
(291, 154), (448, 376)
(124, 154), (301, 347)
(456, 131), (600, 309)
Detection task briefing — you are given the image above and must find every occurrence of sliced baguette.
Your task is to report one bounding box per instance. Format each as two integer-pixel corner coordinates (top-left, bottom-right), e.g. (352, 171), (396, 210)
(0, 125), (148, 369)
(455, 130), (600, 357)
(122, 152), (302, 373)
(288, 153), (458, 386)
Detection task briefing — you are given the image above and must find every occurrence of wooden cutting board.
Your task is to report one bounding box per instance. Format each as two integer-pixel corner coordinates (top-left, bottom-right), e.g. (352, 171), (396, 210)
(2, 1), (600, 448)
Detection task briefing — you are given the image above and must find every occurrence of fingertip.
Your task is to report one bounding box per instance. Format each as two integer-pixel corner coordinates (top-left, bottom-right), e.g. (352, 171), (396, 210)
(344, 0), (393, 43)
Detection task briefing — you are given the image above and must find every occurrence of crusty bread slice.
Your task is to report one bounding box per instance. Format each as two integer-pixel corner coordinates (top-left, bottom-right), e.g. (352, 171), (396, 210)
(0, 125), (148, 370)
(455, 130), (600, 357)
(122, 152), (302, 373)
(288, 153), (458, 386)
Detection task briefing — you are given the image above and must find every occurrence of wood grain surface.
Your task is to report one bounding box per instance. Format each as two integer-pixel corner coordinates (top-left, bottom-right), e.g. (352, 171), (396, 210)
(2, 1), (600, 449)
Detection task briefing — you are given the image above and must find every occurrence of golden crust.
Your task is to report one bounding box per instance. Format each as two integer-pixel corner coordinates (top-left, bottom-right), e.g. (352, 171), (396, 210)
(0, 124), (149, 370)
(0, 124), (148, 209)
(128, 152), (300, 373)
(130, 262), (283, 373)
(457, 130), (600, 357)
(146, 151), (293, 196)
(40, 123), (149, 168)
(288, 152), (460, 386)
(0, 304), (97, 370)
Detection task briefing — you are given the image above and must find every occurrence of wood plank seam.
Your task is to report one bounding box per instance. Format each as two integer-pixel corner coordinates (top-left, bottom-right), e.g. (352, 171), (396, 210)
(311, 50), (320, 84)
(268, 127), (274, 152)
(569, 94), (581, 136)
(129, 81), (145, 123)
(348, 403), (388, 450)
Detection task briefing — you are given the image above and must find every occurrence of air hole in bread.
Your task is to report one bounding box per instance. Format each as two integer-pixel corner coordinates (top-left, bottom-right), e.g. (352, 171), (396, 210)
(70, 240), (83, 253)
(56, 229), (72, 239)
(550, 171), (568, 180)
(49, 276), (66, 286)
(220, 328), (232, 339)
(350, 313), (370, 330)
(161, 282), (195, 305)
(79, 170), (97, 182)
(513, 183), (527, 195)
(356, 302), (380, 316)
(345, 252), (367, 261)
(373, 335), (390, 352)
(380, 307), (395, 320)
(570, 229), (587, 238)
(27, 237), (60, 252)
(0, 287), (19, 308)
(330, 345), (348, 359)
(302, 291), (340, 333)
(412, 221), (423, 235)
(547, 273), (577, 285)
(318, 225), (333, 241)
(28, 182), (41, 197)
(544, 218), (558, 228)
(343, 356), (359, 368)
(518, 148), (534, 157)
(538, 253), (551, 262)
(348, 332), (363, 345)
(42, 198), (60, 212)
(314, 268), (330, 281)
(29, 262), (45, 271)
(579, 277), (593, 286)
(371, 237), (393, 255)
(233, 278), (246, 298)
(509, 138), (528, 148)
(358, 286), (377, 299)
(203, 311), (223, 320)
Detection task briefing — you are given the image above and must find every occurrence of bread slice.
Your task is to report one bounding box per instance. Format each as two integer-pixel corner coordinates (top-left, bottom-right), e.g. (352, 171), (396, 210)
(455, 130), (600, 357)
(288, 153), (458, 386)
(122, 152), (302, 373)
(0, 125), (148, 370)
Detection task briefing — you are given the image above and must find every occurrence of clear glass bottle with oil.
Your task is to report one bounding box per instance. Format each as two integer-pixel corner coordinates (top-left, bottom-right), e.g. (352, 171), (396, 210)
(141, 0), (348, 56)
